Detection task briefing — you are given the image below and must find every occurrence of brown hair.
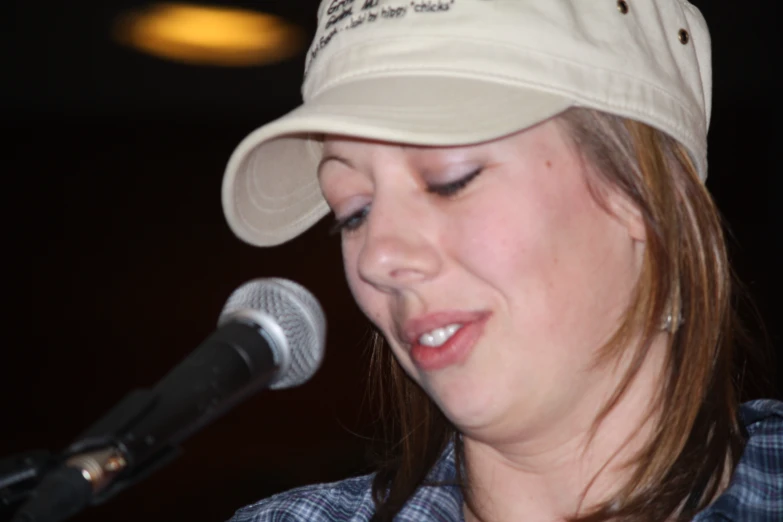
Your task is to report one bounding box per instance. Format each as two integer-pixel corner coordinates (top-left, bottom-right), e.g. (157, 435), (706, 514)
(367, 108), (747, 522)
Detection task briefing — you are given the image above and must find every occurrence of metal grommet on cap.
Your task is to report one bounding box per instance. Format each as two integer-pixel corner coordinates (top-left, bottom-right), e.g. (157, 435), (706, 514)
(617, 0), (629, 14)
(678, 29), (690, 44)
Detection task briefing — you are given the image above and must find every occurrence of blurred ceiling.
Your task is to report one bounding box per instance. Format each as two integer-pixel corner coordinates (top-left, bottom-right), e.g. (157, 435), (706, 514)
(3, 1), (320, 119)
(2, 0), (779, 121)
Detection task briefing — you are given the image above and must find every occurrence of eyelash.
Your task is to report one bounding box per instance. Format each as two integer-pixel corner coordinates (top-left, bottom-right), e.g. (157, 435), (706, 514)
(329, 167), (483, 236)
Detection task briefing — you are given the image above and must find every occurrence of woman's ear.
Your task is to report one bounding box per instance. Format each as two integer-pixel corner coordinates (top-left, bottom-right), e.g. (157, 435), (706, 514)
(607, 189), (646, 243)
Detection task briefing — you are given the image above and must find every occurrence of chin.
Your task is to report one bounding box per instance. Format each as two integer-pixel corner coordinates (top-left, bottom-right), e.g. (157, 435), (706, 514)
(428, 376), (507, 431)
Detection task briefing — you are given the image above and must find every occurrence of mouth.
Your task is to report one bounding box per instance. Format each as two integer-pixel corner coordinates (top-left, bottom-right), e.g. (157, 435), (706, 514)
(403, 311), (491, 371)
(418, 323), (463, 347)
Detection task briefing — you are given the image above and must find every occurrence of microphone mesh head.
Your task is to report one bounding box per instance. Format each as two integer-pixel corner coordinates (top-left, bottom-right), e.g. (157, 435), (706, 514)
(219, 278), (326, 389)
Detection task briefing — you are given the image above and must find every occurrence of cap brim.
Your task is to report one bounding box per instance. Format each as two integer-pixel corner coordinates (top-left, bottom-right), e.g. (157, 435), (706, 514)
(222, 76), (572, 247)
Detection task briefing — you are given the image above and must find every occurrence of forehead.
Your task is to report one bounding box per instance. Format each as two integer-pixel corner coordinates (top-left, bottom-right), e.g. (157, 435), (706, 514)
(321, 135), (475, 155)
(317, 136), (482, 182)
(319, 119), (574, 168)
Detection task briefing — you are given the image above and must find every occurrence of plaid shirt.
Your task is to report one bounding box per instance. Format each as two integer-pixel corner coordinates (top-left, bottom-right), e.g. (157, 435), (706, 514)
(229, 400), (783, 521)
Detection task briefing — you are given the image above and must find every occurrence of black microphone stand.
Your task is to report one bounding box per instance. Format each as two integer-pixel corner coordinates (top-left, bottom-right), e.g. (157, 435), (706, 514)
(1, 390), (181, 522)
(0, 451), (56, 520)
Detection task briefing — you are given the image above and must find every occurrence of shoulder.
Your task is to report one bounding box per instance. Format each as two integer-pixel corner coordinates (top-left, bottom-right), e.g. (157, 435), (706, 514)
(735, 399), (783, 498)
(694, 399), (783, 521)
(737, 399), (783, 481)
(739, 398), (783, 435)
(227, 474), (377, 522)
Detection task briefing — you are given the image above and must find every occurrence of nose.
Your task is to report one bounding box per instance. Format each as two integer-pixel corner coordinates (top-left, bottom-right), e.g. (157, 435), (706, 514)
(356, 192), (442, 293)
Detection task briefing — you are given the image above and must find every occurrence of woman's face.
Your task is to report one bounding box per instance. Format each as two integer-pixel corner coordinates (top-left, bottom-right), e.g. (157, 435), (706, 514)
(318, 119), (646, 442)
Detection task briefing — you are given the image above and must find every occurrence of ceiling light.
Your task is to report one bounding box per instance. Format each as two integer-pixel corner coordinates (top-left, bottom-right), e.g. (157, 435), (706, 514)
(114, 3), (304, 67)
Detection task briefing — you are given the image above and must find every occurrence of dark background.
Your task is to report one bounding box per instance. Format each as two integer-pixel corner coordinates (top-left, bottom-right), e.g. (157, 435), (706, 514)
(2, 1), (780, 521)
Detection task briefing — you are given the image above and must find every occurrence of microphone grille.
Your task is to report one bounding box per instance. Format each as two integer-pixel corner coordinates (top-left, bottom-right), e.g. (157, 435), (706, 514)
(219, 278), (326, 389)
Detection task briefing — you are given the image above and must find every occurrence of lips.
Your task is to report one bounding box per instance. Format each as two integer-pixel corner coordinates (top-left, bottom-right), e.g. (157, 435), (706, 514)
(403, 310), (491, 371)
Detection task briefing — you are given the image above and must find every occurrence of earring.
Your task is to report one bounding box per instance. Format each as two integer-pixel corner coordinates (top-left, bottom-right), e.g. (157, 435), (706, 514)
(661, 311), (684, 332)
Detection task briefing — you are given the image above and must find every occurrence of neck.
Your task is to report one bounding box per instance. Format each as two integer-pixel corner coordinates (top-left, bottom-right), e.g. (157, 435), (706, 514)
(462, 335), (668, 522)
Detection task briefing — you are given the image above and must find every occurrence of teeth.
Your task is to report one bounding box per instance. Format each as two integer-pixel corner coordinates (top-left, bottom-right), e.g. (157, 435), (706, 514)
(418, 324), (462, 347)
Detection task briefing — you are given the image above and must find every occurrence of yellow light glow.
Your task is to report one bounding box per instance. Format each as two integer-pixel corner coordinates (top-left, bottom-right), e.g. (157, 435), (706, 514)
(114, 3), (304, 66)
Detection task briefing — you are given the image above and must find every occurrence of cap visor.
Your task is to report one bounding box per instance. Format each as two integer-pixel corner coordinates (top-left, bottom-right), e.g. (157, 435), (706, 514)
(223, 75), (572, 246)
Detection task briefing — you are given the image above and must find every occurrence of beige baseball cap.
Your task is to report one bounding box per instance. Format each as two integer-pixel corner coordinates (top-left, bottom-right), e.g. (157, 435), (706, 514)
(222, 0), (712, 247)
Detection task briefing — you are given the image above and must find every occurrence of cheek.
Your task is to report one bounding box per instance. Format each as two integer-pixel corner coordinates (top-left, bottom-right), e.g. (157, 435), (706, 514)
(341, 242), (363, 307)
(341, 241), (385, 326)
(444, 169), (609, 327)
(341, 241), (415, 373)
(444, 189), (550, 288)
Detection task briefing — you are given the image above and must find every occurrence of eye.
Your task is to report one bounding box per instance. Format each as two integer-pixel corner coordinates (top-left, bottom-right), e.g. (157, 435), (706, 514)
(327, 167), (483, 236)
(427, 167), (483, 197)
(329, 205), (370, 235)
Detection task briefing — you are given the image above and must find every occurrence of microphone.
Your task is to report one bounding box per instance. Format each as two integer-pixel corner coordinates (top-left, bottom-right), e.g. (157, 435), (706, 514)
(10, 278), (326, 522)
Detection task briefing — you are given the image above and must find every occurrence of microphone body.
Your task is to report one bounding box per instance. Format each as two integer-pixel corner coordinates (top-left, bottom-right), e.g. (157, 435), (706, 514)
(10, 278), (326, 522)
(118, 319), (278, 466)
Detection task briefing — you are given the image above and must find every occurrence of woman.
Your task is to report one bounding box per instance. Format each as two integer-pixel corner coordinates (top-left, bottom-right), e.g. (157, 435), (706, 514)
(221, 0), (782, 520)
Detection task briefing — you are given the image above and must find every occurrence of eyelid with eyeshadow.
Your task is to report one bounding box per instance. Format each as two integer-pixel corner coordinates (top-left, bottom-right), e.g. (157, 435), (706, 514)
(328, 166), (484, 235)
(426, 167), (483, 196)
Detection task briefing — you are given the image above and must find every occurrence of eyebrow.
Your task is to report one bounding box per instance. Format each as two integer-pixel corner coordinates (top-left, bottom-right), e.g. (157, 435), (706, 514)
(316, 154), (355, 179)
